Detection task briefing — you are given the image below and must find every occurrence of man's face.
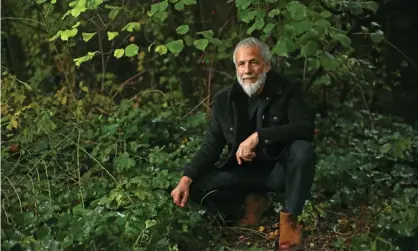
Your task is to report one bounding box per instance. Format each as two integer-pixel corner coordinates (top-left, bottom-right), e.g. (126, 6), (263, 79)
(235, 46), (270, 96)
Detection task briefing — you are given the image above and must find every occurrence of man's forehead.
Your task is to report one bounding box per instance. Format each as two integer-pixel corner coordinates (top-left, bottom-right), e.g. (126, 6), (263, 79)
(235, 46), (263, 60)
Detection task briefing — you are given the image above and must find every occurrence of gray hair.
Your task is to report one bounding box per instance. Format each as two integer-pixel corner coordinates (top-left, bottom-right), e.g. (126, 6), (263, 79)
(233, 37), (272, 66)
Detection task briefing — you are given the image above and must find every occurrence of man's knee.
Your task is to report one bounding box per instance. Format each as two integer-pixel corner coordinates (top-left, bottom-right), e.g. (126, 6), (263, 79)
(288, 140), (315, 166)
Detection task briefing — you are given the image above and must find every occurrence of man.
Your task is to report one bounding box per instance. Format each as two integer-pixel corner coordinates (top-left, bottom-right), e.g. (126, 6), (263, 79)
(171, 37), (316, 251)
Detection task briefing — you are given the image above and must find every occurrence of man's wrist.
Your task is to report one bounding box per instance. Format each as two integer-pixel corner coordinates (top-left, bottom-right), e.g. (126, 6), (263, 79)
(180, 176), (193, 186)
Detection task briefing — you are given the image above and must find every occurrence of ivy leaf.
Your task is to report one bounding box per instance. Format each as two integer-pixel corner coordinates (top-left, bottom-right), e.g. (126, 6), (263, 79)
(155, 45), (168, 55)
(74, 52), (97, 67)
(72, 21), (81, 28)
(49, 31), (62, 41)
(194, 39), (209, 51)
(82, 32), (96, 42)
(114, 152), (135, 171)
(263, 23), (275, 34)
(287, 1), (307, 21)
(60, 28), (78, 41)
(293, 20), (313, 36)
(197, 30), (214, 39)
(315, 20), (331, 34)
(332, 33), (352, 47)
(182, 0), (196, 4)
(239, 10), (257, 23)
(107, 31), (119, 41)
(210, 38), (222, 46)
(308, 58), (321, 71)
(320, 10), (332, 18)
(268, 9), (280, 18)
(362, 1), (379, 13)
(247, 19), (264, 34)
(313, 74), (331, 86)
(235, 0), (252, 9)
(272, 37), (295, 57)
(371, 30), (384, 43)
(301, 41), (318, 57)
(174, 2), (185, 10)
(113, 48), (124, 59)
(147, 0), (168, 16)
(155, 11), (168, 22)
(166, 40), (184, 54)
(176, 25), (190, 35)
(125, 44), (139, 57)
(319, 51), (338, 70)
(122, 22), (141, 32)
(105, 5), (121, 20)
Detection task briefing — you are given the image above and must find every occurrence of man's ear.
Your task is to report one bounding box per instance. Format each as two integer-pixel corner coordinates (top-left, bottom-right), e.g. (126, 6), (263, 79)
(265, 62), (271, 72)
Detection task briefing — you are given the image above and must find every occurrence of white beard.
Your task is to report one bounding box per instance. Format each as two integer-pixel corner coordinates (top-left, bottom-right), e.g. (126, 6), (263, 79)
(237, 71), (267, 97)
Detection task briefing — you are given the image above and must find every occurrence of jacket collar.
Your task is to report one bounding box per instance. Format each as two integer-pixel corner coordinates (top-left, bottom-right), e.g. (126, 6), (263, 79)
(230, 70), (283, 101)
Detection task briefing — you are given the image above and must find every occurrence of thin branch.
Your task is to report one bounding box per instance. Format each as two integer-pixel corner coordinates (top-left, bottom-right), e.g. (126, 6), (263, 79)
(5, 177), (23, 213)
(182, 96), (210, 119)
(1, 17), (45, 26)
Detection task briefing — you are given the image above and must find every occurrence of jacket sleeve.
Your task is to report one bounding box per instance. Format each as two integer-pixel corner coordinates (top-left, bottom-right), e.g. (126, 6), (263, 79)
(183, 96), (226, 181)
(257, 84), (315, 146)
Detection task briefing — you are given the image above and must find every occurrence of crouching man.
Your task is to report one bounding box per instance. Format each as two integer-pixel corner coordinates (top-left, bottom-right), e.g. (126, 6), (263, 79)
(171, 37), (316, 251)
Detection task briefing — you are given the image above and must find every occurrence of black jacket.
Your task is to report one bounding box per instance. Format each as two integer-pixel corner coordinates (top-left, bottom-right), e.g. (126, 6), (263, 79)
(183, 70), (315, 180)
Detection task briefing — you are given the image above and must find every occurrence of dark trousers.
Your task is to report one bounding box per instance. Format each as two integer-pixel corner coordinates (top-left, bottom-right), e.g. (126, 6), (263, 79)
(188, 140), (316, 217)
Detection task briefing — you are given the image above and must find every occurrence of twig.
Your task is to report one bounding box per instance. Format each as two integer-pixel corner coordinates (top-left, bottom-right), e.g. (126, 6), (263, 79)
(73, 142), (118, 185)
(1, 17), (45, 26)
(182, 96), (210, 119)
(222, 227), (266, 238)
(357, 84), (374, 131)
(207, 57), (214, 114)
(112, 72), (147, 100)
(5, 177), (23, 213)
(202, 68), (234, 80)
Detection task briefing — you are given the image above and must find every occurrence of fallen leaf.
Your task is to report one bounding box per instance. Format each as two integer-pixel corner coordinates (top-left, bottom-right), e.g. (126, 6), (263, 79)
(259, 226), (265, 232)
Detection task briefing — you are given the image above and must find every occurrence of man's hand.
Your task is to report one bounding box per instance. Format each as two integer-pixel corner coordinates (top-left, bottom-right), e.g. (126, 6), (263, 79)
(236, 132), (259, 165)
(171, 176), (192, 208)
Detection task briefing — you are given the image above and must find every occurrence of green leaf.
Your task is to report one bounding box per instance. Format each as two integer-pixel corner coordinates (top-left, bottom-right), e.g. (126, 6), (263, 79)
(293, 20), (314, 36)
(371, 30), (384, 43)
(74, 52), (97, 67)
(197, 30), (214, 39)
(247, 19), (264, 34)
(319, 51), (338, 70)
(49, 31), (62, 41)
(194, 39), (209, 51)
(308, 58), (320, 71)
(320, 10), (332, 18)
(125, 44), (139, 57)
(60, 28), (78, 41)
(145, 219), (157, 228)
(72, 21), (81, 28)
(268, 9), (280, 18)
(239, 10), (257, 23)
(210, 38), (222, 46)
(315, 19), (331, 34)
(114, 48), (124, 59)
(174, 2), (184, 10)
(362, 1), (379, 13)
(381, 143), (392, 154)
(272, 37), (295, 57)
(107, 31), (119, 41)
(155, 11), (168, 22)
(122, 22), (141, 32)
(263, 23), (275, 34)
(332, 33), (352, 47)
(301, 41), (318, 57)
(287, 1), (307, 21)
(183, 0), (196, 4)
(166, 40), (184, 54)
(82, 32), (96, 42)
(313, 74), (331, 86)
(114, 152), (135, 171)
(176, 25), (190, 35)
(155, 45), (168, 55)
(147, 0), (168, 16)
(105, 5), (121, 19)
(235, 0), (252, 9)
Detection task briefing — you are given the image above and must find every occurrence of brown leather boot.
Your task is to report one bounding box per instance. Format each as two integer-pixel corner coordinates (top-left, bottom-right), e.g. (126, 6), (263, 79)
(278, 211), (302, 251)
(237, 193), (271, 227)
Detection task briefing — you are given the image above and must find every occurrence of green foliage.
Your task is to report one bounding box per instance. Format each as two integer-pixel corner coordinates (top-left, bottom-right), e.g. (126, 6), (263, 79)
(2, 0), (416, 250)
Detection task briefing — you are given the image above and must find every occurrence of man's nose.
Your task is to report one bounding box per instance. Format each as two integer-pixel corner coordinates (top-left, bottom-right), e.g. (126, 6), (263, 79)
(244, 63), (252, 74)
